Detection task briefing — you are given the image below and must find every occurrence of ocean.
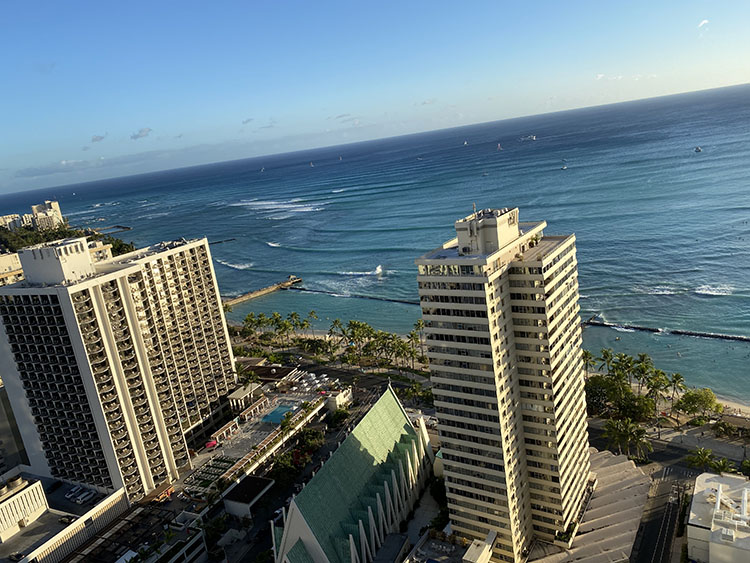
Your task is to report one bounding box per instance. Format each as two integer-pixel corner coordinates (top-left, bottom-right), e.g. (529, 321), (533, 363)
(3, 84), (750, 402)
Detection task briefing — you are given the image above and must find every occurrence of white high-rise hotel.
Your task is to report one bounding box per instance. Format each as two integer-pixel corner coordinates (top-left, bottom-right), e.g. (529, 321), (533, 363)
(0, 237), (235, 500)
(416, 208), (591, 561)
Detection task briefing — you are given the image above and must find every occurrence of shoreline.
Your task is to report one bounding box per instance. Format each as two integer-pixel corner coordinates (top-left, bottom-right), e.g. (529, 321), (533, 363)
(228, 319), (750, 418)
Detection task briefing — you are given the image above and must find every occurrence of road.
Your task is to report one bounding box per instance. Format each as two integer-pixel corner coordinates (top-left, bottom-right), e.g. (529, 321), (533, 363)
(588, 420), (702, 563)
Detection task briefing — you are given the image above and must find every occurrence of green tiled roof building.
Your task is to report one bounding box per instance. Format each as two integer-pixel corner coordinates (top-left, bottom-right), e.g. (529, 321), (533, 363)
(273, 386), (434, 563)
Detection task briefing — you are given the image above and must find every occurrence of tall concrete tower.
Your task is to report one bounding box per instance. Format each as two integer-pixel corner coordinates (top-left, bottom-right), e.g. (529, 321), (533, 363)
(0, 237), (236, 500)
(416, 208), (591, 561)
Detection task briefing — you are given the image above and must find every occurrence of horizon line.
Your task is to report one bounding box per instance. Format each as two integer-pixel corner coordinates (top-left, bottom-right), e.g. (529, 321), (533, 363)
(4, 81), (749, 199)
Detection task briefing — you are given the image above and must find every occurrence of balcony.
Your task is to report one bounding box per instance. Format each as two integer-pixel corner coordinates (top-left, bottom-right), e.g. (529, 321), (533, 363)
(122, 464), (139, 478)
(132, 396), (148, 409)
(94, 374), (113, 389)
(106, 411), (123, 424)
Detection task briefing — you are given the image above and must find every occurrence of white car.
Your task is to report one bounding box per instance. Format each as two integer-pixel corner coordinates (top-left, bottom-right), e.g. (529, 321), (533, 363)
(65, 485), (83, 500)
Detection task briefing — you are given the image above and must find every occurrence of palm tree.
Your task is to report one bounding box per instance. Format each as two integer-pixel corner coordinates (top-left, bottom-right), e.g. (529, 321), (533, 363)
(407, 330), (420, 369)
(613, 353), (635, 386)
(711, 457), (737, 474)
(307, 310), (318, 337)
(414, 319), (426, 358)
(581, 350), (596, 378)
(669, 373), (686, 413)
(646, 369), (671, 421)
(630, 425), (653, 460)
(598, 348), (615, 375)
(686, 447), (714, 471)
(603, 418), (628, 455)
(329, 318), (345, 347)
(634, 353), (654, 396)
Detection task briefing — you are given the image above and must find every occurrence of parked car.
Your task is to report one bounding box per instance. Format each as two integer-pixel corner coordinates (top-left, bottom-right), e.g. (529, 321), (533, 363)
(75, 490), (96, 505)
(58, 515), (77, 524)
(65, 485), (83, 500)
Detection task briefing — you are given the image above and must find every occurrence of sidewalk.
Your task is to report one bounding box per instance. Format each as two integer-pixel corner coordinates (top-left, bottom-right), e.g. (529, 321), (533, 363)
(645, 423), (747, 462)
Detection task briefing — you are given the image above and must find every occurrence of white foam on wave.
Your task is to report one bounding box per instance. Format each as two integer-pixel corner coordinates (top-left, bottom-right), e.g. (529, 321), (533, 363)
(216, 259), (254, 270)
(694, 284), (734, 296)
(340, 265), (385, 276)
(634, 285), (682, 295)
(613, 326), (635, 333)
(331, 188), (349, 193)
(229, 198), (326, 216)
(141, 212), (171, 220)
(266, 241), (281, 247)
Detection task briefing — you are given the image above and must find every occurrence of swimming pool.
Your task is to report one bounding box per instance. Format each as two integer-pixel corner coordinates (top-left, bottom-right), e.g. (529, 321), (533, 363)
(262, 404), (295, 424)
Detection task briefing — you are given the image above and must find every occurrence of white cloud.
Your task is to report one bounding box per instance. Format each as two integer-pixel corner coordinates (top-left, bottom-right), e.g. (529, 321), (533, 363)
(595, 73), (605, 81)
(130, 127), (153, 140)
(698, 19), (709, 29)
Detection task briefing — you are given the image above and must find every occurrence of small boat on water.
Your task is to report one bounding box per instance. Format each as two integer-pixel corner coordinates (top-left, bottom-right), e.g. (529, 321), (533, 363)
(463, 140), (468, 146)
(694, 146), (703, 153)
(497, 143), (503, 151)
(520, 135), (537, 142)
(561, 164), (568, 170)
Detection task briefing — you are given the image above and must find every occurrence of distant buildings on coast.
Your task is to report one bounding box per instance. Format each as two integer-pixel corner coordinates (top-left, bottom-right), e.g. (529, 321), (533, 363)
(0, 200), (64, 232)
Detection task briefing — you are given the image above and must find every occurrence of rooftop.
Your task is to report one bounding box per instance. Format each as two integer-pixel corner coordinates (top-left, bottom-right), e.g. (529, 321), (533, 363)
(223, 475), (274, 506)
(417, 220), (546, 263)
(689, 472), (750, 551)
(280, 387), (423, 563)
(528, 448), (650, 563)
(0, 511), (68, 562)
(228, 383), (262, 401)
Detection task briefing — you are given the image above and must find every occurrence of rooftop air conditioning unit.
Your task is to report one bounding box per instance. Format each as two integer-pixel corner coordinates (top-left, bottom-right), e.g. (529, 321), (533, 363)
(721, 527), (735, 542)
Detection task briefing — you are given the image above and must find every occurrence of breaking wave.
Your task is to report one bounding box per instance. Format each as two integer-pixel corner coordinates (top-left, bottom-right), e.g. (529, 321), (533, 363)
(694, 284), (734, 296)
(215, 259), (254, 270)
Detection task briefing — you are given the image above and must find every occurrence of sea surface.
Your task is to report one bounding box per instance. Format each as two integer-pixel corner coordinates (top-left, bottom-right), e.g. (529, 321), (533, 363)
(3, 85), (750, 402)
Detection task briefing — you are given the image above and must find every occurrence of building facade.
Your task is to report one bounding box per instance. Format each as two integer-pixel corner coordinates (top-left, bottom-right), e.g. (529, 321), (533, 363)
(273, 387), (434, 563)
(415, 208), (591, 561)
(0, 200), (64, 232)
(0, 237), (235, 500)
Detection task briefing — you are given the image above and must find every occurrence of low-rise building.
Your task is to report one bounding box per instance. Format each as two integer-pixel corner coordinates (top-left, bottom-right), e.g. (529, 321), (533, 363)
(223, 475), (274, 519)
(688, 472), (750, 562)
(272, 386), (434, 563)
(228, 383), (263, 412)
(0, 254), (23, 287)
(0, 476), (48, 543)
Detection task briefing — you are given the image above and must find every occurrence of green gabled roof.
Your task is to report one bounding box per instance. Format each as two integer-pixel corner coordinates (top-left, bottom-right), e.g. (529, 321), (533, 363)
(274, 526), (285, 554)
(294, 387), (417, 563)
(286, 539), (315, 563)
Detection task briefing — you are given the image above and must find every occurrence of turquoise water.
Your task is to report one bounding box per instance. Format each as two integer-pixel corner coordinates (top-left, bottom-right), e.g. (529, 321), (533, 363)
(2, 84), (750, 401)
(262, 405), (295, 424)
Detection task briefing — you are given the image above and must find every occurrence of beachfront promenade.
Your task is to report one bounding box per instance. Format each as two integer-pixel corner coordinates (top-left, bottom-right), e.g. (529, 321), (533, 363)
(589, 417), (749, 463)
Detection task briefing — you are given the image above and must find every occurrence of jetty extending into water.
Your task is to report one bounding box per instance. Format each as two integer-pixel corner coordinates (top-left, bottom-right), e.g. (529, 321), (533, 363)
(223, 276), (302, 307)
(583, 317), (750, 343)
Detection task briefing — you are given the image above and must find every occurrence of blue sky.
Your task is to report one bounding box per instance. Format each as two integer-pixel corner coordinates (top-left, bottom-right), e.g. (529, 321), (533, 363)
(2, 1), (749, 192)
